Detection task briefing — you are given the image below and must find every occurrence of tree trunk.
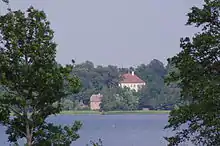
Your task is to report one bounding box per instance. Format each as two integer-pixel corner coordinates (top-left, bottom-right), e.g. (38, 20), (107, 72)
(27, 136), (32, 146)
(26, 123), (32, 146)
(25, 106), (32, 146)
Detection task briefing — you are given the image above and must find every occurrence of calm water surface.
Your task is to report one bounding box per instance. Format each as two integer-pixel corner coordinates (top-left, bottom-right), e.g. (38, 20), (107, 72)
(0, 114), (176, 146)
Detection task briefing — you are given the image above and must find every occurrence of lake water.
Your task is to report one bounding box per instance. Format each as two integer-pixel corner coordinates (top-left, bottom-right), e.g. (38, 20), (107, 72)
(0, 114), (179, 146)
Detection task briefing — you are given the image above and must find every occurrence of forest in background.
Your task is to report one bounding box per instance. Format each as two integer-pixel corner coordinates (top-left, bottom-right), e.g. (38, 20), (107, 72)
(0, 58), (180, 111)
(61, 59), (181, 111)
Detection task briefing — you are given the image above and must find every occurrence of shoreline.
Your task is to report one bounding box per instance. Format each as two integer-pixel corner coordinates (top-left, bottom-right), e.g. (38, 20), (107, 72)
(60, 110), (170, 115)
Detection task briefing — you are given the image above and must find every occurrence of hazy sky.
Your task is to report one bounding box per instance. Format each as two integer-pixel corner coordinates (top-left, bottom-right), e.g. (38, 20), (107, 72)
(1, 0), (203, 67)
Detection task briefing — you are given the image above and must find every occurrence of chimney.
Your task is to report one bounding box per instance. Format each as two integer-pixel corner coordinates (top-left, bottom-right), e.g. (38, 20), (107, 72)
(131, 71), (134, 76)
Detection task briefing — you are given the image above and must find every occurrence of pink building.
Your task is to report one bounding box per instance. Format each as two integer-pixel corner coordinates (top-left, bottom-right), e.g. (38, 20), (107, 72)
(90, 94), (103, 110)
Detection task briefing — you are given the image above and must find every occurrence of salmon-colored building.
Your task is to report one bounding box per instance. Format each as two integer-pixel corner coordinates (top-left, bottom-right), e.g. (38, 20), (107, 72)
(119, 71), (146, 92)
(90, 94), (103, 110)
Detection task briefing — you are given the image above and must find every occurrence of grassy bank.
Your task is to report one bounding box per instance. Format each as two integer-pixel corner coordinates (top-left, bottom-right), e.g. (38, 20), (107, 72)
(60, 110), (170, 115)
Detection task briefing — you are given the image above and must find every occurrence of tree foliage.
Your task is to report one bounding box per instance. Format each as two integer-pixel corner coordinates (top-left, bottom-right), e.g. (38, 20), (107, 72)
(65, 59), (180, 111)
(165, 0), (220, 145)
(135, 60), (180, 110)
(0, 7), (81, 146)
(100, 87), (139, 111)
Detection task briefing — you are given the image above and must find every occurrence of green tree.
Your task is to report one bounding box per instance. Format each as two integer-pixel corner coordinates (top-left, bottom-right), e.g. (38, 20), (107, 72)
(165, 0), (220, 145)
(61, 99), (76, 111)
(135, 59), (173, 109)
(0, 7), (81, 146)
(120, 88), (139, 110)
(100, 87), (121, 111)
(71, 61), (120, 105)
(100, 87), (139, 111)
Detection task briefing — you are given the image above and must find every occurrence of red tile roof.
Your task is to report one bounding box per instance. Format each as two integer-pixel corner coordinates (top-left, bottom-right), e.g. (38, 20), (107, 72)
(90, 94), (103, 102)
(120, 73), (145, 83)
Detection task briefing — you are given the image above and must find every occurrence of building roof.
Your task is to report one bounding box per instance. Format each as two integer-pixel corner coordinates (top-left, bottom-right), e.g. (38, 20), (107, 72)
(90, 94), (103, 102)
(120, 72), (145, 84)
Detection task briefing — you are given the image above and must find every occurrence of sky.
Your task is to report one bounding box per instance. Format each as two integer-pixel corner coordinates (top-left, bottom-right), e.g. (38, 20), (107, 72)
(1, 0), (203, 67)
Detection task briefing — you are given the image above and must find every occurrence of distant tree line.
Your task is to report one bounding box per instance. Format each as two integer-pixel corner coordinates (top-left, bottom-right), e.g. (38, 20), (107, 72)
(62, 59), (181, 111)
(0, 59), (180, 111)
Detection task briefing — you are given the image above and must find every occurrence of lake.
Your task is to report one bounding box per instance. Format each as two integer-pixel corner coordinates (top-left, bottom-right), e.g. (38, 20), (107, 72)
(0, 114), (178, 146)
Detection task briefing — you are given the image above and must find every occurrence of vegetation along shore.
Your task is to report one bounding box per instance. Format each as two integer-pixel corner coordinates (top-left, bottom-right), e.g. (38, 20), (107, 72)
(60, 110), (170, 115)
